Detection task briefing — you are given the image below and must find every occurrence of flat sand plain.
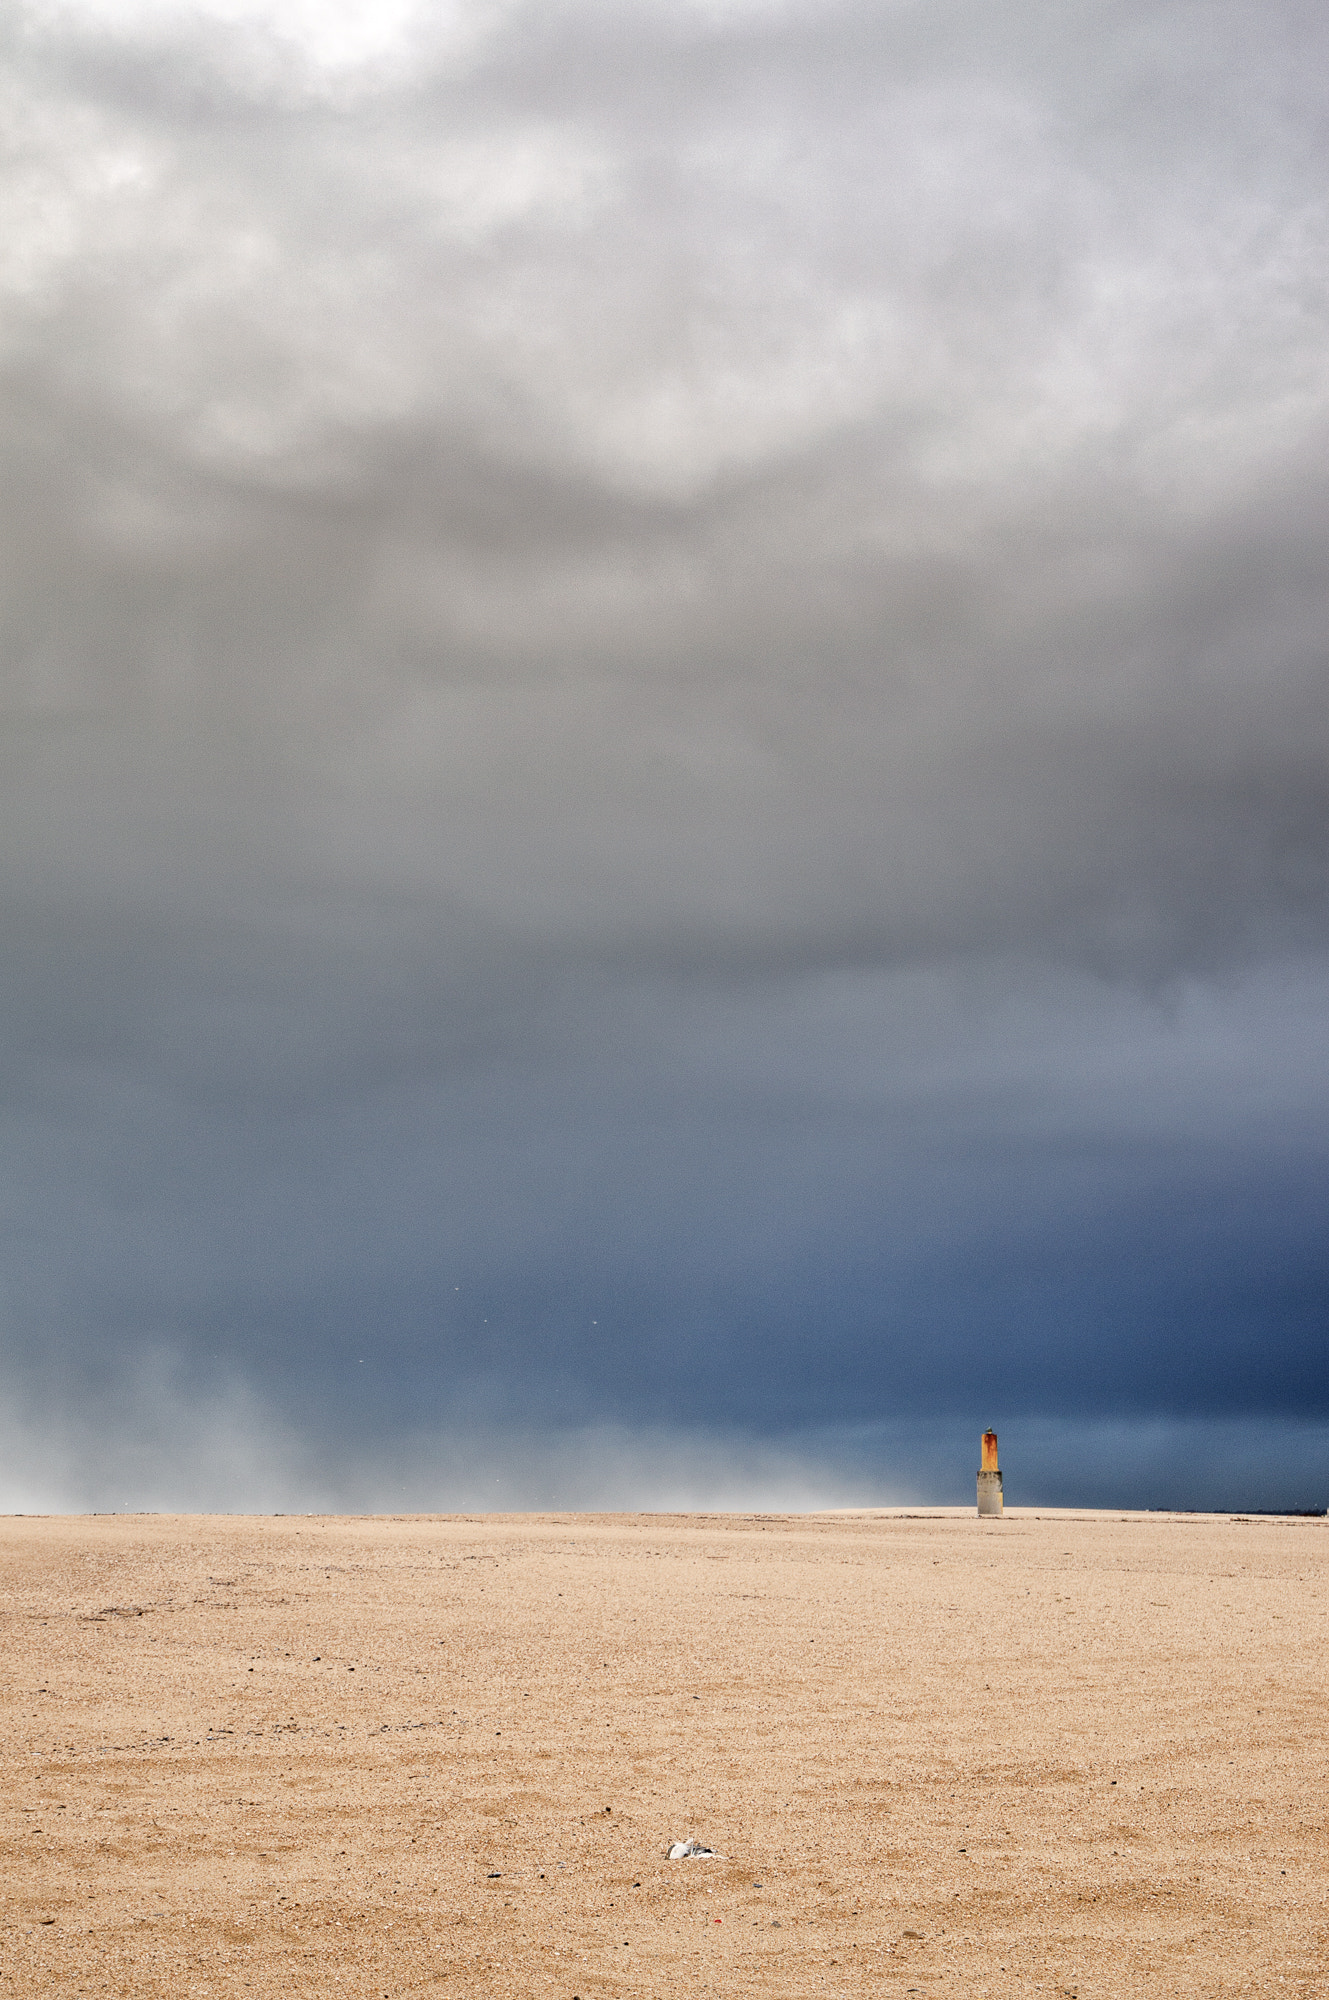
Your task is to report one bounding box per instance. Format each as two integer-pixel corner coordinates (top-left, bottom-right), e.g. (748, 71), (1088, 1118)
(1, 1508), (1326, 1998)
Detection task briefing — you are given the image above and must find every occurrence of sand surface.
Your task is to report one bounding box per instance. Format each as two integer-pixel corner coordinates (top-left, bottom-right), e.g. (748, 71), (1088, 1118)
(1, 1506), (1326, 1997)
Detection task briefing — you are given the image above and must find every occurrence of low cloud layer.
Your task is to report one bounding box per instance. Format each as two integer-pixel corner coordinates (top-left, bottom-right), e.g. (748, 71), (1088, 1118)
(1, 0), (1326, 1508)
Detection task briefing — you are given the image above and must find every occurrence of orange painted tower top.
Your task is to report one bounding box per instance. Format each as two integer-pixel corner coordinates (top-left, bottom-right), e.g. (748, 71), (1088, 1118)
(981, 1430), (999, 1472)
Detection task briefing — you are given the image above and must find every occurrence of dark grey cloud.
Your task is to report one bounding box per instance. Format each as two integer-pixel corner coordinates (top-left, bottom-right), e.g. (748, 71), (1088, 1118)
(1, 0), (1326, 1507)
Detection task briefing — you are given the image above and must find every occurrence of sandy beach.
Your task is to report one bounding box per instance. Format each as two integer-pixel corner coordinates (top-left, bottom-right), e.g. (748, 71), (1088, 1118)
(1, 1507), (1325, 1996)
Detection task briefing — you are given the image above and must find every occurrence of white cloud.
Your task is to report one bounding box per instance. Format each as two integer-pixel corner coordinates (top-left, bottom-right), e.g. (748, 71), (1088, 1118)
(19, 0), (470, 95)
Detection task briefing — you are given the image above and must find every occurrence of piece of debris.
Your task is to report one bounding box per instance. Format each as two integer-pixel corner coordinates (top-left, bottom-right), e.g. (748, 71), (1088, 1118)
(666, 1838), (725, 1859)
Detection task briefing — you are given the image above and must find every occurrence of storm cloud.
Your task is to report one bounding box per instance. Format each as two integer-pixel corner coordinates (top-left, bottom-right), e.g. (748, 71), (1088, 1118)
(2, 0), (1327, 1508)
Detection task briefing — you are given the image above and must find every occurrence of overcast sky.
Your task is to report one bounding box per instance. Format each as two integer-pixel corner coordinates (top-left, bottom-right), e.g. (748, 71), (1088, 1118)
(2, 0), (1326, 1510)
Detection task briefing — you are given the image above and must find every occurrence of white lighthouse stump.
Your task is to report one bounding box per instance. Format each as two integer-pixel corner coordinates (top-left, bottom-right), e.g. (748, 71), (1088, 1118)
(977, 1430), (1003, 1516)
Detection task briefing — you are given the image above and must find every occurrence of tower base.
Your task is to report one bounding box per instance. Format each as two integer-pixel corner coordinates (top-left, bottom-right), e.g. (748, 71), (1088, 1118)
(977, 1469), (1003, 1517)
